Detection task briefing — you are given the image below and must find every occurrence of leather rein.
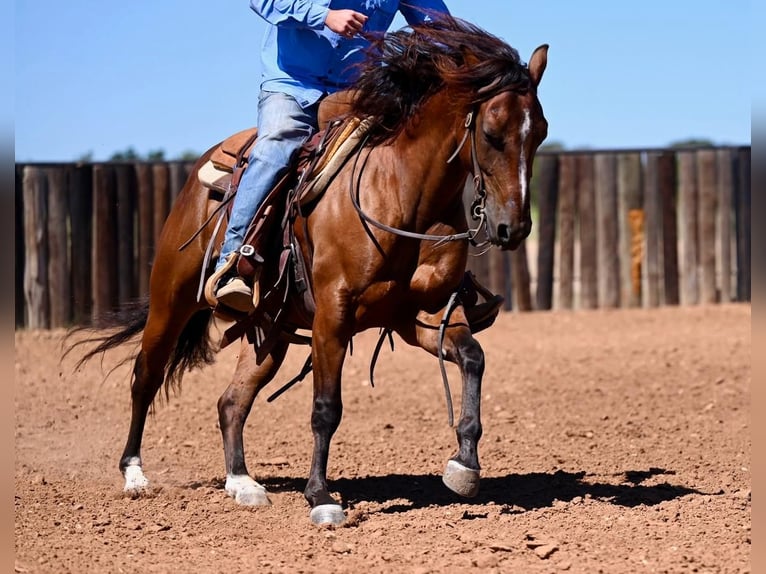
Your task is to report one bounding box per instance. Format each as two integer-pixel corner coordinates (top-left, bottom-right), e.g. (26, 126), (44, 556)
(348, 108), (490, 248)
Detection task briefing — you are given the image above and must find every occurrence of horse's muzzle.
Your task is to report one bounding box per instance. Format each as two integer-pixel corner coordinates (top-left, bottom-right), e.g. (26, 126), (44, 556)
(493, 219), (532, 250)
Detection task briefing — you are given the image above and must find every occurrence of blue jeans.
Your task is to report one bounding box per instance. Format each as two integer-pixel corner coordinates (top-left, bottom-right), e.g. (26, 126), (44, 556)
(216, 90), (318, 271)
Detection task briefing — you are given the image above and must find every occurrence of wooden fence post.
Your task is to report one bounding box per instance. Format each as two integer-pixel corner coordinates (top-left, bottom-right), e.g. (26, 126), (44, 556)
(153, 163), (170, 245)
(595, 153), (619, 308)
(735, 147), (751, 301)
(557, 155), (577, 309)
(47, 167), (71, 327)
(22, 167), (49, 329)
(68, 165), (93, 324)
(617, 154), (643, 307)
(577, 154), (597, 309)
(92, 164), (119, 321)
(136, 163), (154, 297)
(678, 152), (699, 305)
(488, 249), (511, 311)
(169, 161), (186, 203)
(643, 153), (661, 307)
(696, 150), (718, 304)
(115, 165), (136, 303)
(535, 154), (558, 310)
(716, 149), (734, 303)
(658, 152), (679, 306)
(510, 246), (533, 312)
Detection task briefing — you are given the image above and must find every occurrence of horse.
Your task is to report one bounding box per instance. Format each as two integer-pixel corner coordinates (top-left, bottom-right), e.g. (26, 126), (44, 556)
(73, 17), (548, 526)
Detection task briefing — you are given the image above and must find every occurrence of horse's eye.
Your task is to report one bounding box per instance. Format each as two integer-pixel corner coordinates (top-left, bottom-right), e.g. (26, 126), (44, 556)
(483, 130), (505, 150)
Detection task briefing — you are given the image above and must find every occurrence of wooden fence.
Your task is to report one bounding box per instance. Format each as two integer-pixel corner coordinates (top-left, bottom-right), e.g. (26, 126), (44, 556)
(15, 146), (750, 328)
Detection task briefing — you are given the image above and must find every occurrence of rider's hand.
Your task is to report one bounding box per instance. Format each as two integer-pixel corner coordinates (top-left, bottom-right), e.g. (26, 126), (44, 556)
(325, 9), (368, 38)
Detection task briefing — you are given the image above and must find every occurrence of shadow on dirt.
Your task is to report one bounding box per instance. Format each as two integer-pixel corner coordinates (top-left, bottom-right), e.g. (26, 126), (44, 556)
(260, 467), (705, 514)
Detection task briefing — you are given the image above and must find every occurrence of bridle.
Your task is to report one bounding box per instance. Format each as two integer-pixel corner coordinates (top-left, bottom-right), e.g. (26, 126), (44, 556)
(348, 106), (490, 248)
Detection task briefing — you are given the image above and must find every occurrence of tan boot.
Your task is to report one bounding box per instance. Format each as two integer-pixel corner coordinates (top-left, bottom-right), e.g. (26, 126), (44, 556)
(215, 277), (255, 313)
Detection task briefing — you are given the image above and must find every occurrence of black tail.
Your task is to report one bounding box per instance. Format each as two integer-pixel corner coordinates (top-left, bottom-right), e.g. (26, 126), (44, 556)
(65, 298), (216, 398)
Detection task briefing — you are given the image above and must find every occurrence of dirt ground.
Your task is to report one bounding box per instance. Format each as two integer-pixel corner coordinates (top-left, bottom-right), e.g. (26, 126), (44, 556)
(15, 304), (750, 573)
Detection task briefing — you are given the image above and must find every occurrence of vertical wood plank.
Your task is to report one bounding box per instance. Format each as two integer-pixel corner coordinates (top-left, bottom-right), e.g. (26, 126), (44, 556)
(92, 165), (119, 321)
(658, 152), (679, 306)
(716, 149), (734, 303)
(115, 165), (136, 303)
(535, 154), (559, 310)
(510, 245), (533, 311)
(136, 163), (154, 297)
(152, 163), (170, 245)
(68, 165), (93, 324)
(643, 153), (661, 307)
(678, 152), (699, 305)
(577, 154), (597, 309)
(595, 153), (619, 308)
(169, 161), (186, 204)
(696, 150), (718, 304)
(557, 155), (577, 309)
(735, 147), (751, 302)
(617, 154), (643, 307)
(22, 167), (50, 329)
(47, 167), (71, 327)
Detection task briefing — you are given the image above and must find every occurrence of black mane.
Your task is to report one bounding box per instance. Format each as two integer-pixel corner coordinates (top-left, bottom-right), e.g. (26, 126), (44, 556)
(349, 16), (532, 145)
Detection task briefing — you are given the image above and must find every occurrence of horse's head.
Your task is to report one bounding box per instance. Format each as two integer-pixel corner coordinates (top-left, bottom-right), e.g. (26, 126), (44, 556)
(471, 45), (548, 250)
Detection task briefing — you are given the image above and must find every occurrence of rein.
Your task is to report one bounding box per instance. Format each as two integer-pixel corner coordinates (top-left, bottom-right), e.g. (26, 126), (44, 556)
(348, 109), (489, 248)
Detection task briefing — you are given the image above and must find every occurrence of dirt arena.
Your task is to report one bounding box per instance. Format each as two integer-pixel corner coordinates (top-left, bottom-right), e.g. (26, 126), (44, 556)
(15, 304), (750, 573)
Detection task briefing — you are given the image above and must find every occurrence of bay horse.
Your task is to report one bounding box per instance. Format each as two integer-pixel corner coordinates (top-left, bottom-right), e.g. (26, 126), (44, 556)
(75, 17), (548, 526)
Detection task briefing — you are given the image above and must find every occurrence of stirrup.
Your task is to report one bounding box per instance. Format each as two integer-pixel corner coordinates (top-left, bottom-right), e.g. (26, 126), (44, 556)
(204, 253), (261, 314)
(204, 253), (239, 308)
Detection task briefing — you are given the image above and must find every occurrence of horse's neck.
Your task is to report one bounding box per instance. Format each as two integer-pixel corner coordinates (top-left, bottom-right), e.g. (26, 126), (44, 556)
(390, 92), (468, 219)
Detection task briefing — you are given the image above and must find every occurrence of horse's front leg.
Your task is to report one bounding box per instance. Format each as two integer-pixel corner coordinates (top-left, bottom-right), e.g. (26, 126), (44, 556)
(218, 338), (290, 506)
(304, 303), (352, 526)
(398, 304), (485, 497)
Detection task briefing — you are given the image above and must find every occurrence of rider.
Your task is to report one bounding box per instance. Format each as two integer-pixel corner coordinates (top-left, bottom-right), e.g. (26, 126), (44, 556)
(209, 0), (451, 313)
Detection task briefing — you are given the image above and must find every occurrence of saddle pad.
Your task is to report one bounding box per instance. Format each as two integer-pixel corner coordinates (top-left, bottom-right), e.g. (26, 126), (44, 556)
(298, 117), (372, 204)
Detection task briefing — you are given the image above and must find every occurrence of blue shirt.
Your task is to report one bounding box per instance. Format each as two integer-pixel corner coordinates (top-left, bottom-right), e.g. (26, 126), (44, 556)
(250, 0), (450, 107)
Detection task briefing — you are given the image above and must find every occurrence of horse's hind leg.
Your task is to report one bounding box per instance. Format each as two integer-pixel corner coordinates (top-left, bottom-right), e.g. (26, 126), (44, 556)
(120, 301), (204, 495)
(398, 304), (484, 498)
(218, 339), (289, 506)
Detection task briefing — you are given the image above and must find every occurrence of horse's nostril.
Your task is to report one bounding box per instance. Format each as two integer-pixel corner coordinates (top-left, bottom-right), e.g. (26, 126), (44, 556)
(497, 224), (512, 243)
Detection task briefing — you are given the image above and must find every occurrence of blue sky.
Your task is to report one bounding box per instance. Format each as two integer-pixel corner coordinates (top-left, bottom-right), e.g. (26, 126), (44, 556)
(15, 1), (751, 162)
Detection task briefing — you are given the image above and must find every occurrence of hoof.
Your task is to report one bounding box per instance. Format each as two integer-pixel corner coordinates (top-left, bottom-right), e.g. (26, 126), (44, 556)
(123, 465), (150, 497)
(442, 459), (480, 498)
(309, 504), (345, 526)
(225, 475), (272, 507)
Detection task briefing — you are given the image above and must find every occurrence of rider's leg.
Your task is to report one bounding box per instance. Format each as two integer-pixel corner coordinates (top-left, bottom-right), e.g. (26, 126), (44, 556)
(212, 91), (318, 311)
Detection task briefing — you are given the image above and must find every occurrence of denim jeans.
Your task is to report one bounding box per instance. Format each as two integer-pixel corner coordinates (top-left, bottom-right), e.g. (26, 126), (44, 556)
(216, 90), (318, 271)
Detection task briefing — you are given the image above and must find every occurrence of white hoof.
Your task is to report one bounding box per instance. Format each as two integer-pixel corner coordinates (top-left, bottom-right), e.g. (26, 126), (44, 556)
(442, 459), (480, 498)
(225, 475), (272, 506)
(123, 464), (150, 495)
(309, 504), (345, 526)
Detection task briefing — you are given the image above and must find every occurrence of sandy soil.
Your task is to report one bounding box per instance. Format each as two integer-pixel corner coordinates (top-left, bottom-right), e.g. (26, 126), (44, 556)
(15, 304), (750, 573)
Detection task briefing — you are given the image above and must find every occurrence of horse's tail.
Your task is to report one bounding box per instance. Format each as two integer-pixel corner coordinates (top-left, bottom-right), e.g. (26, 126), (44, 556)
(65, 298), (216, 398)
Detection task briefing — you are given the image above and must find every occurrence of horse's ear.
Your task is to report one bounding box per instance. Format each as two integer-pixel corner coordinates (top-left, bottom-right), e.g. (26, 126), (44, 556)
(528, 44), (549, 88)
